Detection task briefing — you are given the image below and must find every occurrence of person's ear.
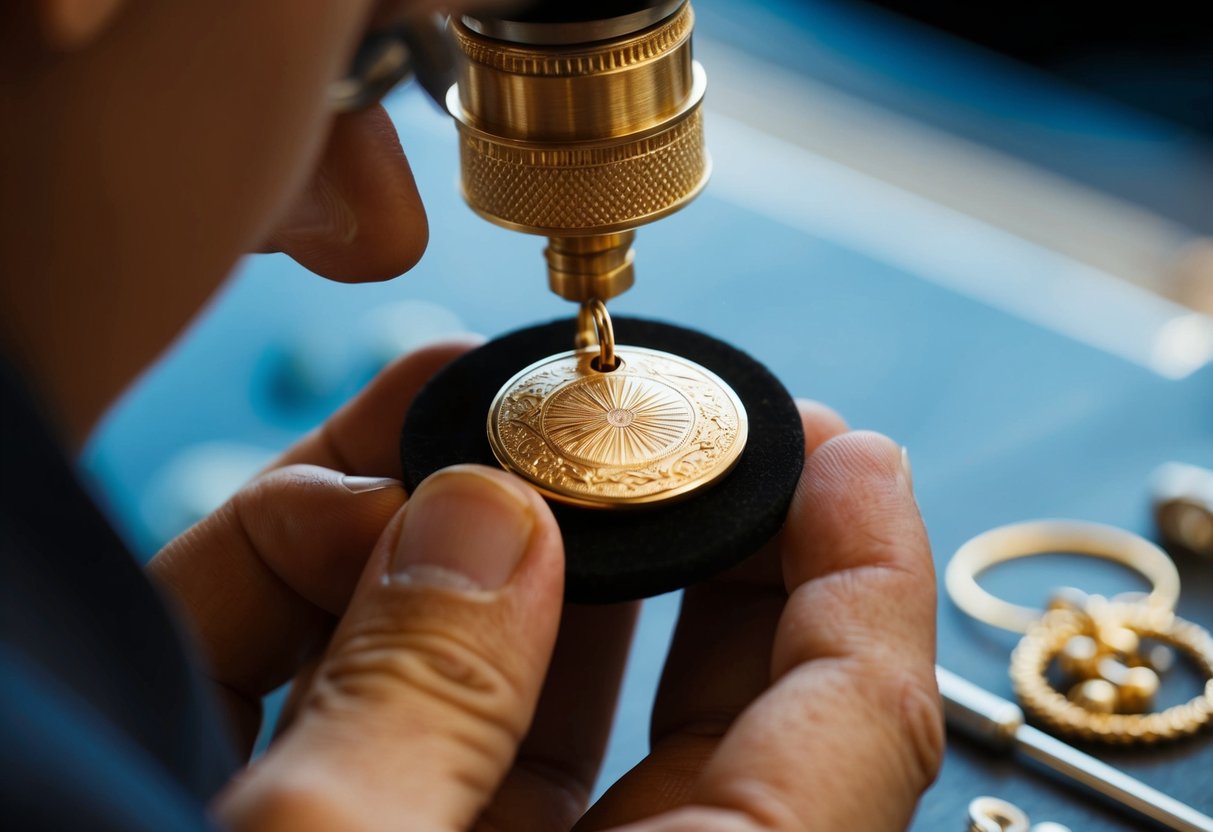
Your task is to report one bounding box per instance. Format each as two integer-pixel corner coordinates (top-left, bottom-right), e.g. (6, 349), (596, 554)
(37, 0), (127, 51)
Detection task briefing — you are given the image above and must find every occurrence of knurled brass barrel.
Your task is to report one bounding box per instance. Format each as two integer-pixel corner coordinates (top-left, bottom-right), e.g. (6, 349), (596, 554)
(447, 0), (709, 303)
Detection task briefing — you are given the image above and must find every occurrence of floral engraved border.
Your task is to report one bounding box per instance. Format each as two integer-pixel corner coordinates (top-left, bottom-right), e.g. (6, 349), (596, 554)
(495, 352), (742, 499)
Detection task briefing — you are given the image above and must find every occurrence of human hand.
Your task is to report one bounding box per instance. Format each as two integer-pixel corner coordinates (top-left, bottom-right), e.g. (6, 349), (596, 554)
(572, 405), (942, 831)
(146, 334), (633, 824)
(147, 340), (483, 748)
(154, 369), (939, 830)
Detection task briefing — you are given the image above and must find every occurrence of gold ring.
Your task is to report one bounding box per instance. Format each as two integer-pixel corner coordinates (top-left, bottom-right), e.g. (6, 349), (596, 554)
(1011, 601), (1213, 743)
(946, 520), (1180, 634)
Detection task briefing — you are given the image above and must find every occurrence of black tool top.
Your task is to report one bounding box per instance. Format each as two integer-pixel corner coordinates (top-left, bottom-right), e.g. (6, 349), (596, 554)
(475, 1), (667, 25)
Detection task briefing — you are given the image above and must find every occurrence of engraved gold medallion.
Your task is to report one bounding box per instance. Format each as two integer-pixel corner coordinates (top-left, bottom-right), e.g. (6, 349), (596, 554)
(487, 346), (748, 508)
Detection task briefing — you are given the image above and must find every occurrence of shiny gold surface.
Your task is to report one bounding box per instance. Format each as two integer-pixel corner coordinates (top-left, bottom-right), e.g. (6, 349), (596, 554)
(452, 2), (695, 141)
(546, 232), (635, 303)
(581, 298), (618, 371)
(487, 346), (747, 508)
(448, 1), (709, 300)
(448, 70), (708, 236)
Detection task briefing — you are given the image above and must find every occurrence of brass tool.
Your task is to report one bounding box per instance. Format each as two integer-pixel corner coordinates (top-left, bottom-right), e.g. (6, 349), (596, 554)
(399, 5), (793, 600)
(449, 2), (745, 508)
(939, 666), (1213, 832)
(448, 0), (708, 308)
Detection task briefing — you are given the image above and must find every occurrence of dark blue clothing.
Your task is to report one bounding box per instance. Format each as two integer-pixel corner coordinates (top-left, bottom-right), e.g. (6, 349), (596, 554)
(1, 364), (237, 829)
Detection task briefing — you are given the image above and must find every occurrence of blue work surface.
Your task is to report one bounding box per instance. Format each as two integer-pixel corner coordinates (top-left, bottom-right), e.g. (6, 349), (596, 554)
(86, 3), (1213, 829)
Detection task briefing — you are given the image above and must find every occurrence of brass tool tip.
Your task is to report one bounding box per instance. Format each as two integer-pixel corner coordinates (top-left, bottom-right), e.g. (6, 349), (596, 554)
(448, 0), (709, 302)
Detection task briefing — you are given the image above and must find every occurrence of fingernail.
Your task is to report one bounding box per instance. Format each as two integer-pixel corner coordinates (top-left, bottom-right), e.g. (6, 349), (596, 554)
(342, 475), (402, 495)
(900, 446), (913, 488)
(389, 469), (534, 591)
(278, 172), (357, 242)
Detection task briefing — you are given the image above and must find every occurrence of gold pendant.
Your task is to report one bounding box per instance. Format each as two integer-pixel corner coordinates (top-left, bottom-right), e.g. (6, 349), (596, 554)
(487, 301), (747, 509)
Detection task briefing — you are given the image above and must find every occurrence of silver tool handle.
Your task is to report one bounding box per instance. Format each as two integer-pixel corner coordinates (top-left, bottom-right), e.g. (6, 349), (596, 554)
(1018, 725), (1212, 832)
(936, 666), (1213, 832)
(937, 665), (1024, 748)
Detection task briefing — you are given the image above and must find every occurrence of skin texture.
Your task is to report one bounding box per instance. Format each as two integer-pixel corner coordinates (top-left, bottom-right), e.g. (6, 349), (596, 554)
(0, 0), (432, 444)
(2, 1), (943, 829)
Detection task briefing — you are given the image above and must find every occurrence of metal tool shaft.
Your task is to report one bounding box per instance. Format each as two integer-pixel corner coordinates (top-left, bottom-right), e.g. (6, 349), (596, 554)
(937, 666), (1213, 832)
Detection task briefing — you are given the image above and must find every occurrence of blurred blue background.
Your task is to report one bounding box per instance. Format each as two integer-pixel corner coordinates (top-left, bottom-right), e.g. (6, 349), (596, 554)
(84, 1), (1213, 828)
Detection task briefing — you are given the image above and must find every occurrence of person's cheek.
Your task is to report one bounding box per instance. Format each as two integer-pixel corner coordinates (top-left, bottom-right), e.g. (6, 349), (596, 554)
(32, 1), (374, 413)
(87, 0), (377, 283)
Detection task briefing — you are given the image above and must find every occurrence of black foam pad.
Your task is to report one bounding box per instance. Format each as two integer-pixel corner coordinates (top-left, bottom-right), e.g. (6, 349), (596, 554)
(401, 318), (804, 603)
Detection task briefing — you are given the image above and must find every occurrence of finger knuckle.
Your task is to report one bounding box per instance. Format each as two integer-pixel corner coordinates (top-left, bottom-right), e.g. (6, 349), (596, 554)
(784, 568), (919, 665)
(895, 670), (945, 793)
(229, 465), (330, 541)
(849, 517), (902, 561)
(313, 616), (526, 742)
(852, 667), (944, 798)
(818, 665), (943, 815)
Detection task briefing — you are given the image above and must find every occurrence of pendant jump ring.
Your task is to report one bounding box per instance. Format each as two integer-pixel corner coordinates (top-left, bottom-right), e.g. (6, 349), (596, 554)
(587, 299), (617, 371)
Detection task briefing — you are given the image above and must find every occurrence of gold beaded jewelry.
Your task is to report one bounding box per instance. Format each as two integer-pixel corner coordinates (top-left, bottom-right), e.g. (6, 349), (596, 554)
(1011, 599), (1213, 744)
(947, 520), (1213, 745)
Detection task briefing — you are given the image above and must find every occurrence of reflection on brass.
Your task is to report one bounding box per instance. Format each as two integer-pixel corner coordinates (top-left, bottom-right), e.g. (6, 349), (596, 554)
(452, 2), (696, 142)
(455, 2), (737, 508)
(546, 232), (635, 304)
(581, 298), (619, 372)
(448, 0), (709, 302)
(452, 102), (707, 234)
(487, 346), (747, 508)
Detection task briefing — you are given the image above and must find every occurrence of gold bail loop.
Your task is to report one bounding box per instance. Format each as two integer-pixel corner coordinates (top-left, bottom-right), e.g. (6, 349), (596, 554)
(580, 299), (617, 371)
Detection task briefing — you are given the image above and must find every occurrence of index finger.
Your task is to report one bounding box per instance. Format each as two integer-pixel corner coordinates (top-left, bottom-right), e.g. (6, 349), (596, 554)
(576, 401), (848, 830)
(272, 338), (481, 479)
(688, 432), (941, 832)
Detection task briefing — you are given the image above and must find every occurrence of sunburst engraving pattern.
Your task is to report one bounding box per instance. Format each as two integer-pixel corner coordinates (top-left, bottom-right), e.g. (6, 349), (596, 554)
(542, 375), (694, 466)
(487, 347), (748, 507)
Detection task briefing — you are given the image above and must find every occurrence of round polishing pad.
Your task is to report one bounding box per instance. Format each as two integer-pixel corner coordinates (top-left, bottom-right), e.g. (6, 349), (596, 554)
(401, 318), (804, 603)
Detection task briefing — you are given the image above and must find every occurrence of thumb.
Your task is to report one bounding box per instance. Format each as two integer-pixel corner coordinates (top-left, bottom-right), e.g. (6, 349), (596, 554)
(216, 466), (564, 831)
